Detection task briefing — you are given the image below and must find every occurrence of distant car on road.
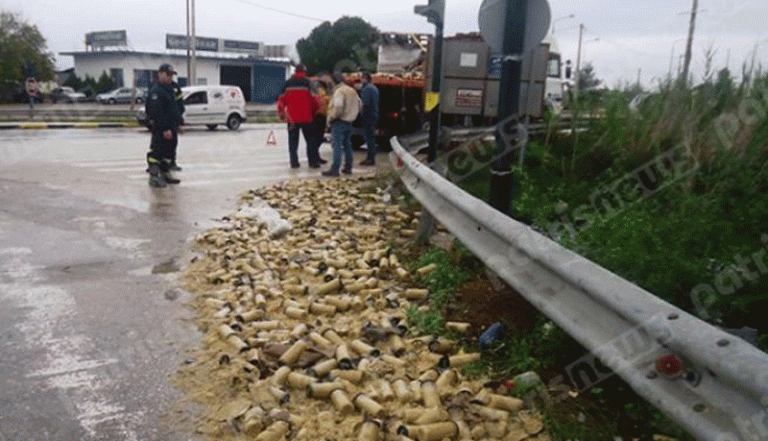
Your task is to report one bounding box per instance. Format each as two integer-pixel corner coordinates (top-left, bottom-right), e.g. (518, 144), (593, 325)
(628, 93), (655, 113)
(137, 85), (246, 131)
(50, 86), (87, 104)
(97, 87), (148, 104)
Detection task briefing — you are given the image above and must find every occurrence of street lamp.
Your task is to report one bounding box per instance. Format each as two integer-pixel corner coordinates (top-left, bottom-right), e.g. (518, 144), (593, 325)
(551, 13), (575, 34)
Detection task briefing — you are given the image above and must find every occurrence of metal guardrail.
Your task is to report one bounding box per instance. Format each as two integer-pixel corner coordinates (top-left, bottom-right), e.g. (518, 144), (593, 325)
(390, 136), (768, 441)
(401, 116), (580, 156)
(0, 104), (276, 121)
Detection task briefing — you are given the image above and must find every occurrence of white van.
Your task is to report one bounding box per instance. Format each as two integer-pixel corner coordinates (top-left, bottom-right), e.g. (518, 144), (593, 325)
(137, 85), (247, 130)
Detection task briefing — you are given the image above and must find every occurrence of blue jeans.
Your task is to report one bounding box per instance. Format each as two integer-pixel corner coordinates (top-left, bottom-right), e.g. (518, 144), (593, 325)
(330, 121), (353, 173)
(362, 118), (378, 161)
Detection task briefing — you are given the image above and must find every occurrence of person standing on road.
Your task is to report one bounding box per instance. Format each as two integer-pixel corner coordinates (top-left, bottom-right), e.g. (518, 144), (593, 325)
(310, 72), (334, 166)
(358, 71), (379, 166)
(146, 63), (183, 188)
(322, 72), (362, 177)
(276, 64), (320, 169)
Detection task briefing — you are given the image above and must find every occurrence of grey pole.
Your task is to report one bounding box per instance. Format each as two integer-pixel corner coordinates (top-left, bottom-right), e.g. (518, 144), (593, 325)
(191, 0), (197, 85)
(186, 0), (191, 83)
(414, 0), (446, 245)
(681, 0), (698, 88)
(574, 23), (583, 99)
(488, 0), (529, 215)
(427, 23), (444, 164)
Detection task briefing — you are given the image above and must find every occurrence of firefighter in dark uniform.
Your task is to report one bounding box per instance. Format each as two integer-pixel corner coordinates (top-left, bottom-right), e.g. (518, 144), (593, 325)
(146, 63), (183, 187)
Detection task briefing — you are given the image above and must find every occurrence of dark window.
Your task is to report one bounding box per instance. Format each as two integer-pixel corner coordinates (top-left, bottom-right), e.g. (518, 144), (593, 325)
(547, 54), (562, 78)
(110, 68), (124, 87)
(134, 69), (153, 88)
(185, 91), (207, 105)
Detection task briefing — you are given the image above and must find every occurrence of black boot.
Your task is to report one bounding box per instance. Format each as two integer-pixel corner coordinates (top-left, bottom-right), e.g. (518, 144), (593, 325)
(148, 164), (167, 188)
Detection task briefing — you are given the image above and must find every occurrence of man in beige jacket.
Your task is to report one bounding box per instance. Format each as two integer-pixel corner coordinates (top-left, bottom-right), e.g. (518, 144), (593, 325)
(322, 72), (362, 177)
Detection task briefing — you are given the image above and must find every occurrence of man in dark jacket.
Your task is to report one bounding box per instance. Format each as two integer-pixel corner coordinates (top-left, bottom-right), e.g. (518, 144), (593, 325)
(146, 63), (183, 187)
(359, 71), (380, 166)
(276, 64), (320, 168)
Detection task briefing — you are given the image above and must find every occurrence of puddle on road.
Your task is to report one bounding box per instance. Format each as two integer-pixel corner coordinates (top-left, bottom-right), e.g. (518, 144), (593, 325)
(152, 259), (180, 274)
(127, 266), (153, 277)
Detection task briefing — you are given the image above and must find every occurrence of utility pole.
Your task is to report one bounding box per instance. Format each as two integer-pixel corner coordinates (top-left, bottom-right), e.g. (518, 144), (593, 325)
(488, 0), (529, 215)
(186, 0), (191, 83)
(190, 0), (197, 85)
(414, 0), (445, 164)
(680, 0), (698, 88)
(574, 23), (584, 98)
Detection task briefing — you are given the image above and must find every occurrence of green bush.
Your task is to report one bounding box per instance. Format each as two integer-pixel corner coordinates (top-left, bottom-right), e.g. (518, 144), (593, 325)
(457, 72), (768, 338)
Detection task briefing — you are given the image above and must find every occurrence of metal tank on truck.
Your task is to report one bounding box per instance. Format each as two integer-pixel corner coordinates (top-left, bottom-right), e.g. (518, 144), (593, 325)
(346, 31), (558, 149)
(426, 32), (551, 126)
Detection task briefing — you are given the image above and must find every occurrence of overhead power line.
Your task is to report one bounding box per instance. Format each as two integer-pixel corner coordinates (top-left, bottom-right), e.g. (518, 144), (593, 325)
(232, 0), (326, 22)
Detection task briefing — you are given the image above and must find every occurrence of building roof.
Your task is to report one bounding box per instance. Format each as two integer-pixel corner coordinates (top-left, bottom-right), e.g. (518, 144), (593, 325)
(59, 49), (290, 67)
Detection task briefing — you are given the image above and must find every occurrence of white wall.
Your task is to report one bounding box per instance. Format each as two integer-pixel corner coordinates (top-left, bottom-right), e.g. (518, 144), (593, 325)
(72, 53), (226, 88)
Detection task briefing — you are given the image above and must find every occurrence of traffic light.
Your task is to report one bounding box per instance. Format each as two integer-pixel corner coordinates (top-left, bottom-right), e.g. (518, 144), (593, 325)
(414, 0), (445, 27)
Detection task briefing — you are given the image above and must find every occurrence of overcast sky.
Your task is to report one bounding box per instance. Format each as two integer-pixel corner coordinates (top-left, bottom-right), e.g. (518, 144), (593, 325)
(2, 0), (767, 88)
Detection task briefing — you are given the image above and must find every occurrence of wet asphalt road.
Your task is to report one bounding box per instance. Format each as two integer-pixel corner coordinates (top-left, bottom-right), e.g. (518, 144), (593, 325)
(0, 124), (374, 441)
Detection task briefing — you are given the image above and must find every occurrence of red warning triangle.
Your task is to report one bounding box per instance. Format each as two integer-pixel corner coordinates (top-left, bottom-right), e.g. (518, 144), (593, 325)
(267, 130), (277, 145)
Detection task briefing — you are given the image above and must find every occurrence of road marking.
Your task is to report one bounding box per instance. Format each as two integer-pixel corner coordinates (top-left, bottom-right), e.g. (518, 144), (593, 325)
(126, 164), (339, 181)
(0, 248), (143, 440)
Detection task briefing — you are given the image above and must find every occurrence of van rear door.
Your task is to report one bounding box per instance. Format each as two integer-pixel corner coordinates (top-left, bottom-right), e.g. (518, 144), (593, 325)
(208, 89), (229, 123)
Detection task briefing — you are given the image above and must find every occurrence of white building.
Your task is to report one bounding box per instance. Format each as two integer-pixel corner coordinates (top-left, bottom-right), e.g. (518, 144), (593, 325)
(61, 32), (292, 103)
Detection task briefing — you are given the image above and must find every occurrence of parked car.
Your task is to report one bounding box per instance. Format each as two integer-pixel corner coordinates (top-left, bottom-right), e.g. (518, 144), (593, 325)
(97, 87), (147, 104)
(50, 86), (86, 103)
(137, 85), (246, 130)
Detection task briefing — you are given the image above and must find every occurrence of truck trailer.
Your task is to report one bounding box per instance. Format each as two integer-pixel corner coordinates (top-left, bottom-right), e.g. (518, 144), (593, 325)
(347, 32), (566, 149)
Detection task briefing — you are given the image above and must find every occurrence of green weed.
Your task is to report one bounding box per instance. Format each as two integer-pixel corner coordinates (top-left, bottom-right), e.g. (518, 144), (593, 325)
(456, 72), (768, 337)
(405, 305), (444, 336)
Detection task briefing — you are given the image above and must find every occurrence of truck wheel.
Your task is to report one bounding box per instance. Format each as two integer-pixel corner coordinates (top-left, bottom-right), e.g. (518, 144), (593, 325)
(226, 114), (241, 130)
(206, 124), (218, 131)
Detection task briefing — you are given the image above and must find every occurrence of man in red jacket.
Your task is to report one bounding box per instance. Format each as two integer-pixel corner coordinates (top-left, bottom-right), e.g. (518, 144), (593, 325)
(276, 64), (321, 168)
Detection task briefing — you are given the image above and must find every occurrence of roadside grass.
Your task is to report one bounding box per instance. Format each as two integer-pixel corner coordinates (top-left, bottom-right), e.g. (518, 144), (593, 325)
(400, 241), (695, 440)
(538, 382), (696, 441)
(404, 245), (474, 335)
(453, 72), (768, 337)
(461, 318), (571, 381)
(414, 72), (767, 440)
(387, 72), (767, 440)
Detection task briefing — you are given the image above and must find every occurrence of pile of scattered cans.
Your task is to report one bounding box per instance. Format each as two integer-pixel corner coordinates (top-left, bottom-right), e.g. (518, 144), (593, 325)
(180, 177), (550, 441)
